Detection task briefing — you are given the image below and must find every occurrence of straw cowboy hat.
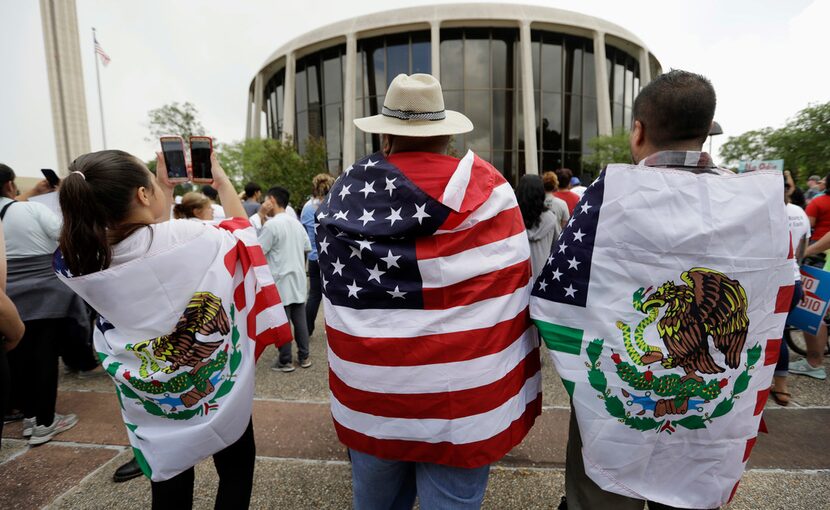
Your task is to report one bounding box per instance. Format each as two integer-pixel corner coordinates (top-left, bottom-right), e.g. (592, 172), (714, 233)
(353, 73), (473, 137)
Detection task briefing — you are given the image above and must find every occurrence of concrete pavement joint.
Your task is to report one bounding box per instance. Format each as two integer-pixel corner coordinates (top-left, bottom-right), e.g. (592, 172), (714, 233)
(0, 438), (29, 466)
(47, 449), (131, 510)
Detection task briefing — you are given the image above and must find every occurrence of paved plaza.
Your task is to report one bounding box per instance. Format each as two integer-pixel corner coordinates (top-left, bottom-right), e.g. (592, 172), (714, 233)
(2, 319), (829, 509)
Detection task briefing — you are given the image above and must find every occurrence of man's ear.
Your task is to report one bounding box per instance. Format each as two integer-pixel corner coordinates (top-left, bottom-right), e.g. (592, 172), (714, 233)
(381, 134), (392, 156)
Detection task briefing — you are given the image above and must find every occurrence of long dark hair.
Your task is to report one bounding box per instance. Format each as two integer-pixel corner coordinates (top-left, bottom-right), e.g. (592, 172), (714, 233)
(59, 150), (154, 276)
(516, 174), (547, 230)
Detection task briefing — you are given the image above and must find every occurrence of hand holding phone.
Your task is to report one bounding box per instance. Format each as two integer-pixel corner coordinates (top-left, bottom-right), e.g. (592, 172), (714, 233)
(189, 136), (213, 184)
(160, 136), (188, 183)
(41, 169), (60, 188)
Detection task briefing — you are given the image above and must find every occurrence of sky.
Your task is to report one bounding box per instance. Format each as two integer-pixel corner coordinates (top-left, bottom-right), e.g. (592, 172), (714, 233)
(1, 0), (828, 178)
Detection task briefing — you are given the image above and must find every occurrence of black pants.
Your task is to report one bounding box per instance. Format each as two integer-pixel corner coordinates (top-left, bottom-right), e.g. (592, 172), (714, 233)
(7, 319), (62, 425)
(0, 347), (9, 444)
(151, 419), (256, 510)
(306, 259), (323, 336)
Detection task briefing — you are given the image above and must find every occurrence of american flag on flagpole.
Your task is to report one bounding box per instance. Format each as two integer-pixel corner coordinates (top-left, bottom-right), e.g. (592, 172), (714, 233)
(94, 33), (110, 66)
(317, 150), (541, 468)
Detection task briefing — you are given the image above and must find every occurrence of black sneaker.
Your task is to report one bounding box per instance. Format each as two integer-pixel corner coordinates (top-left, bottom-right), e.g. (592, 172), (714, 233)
(271, 361), (296, 373)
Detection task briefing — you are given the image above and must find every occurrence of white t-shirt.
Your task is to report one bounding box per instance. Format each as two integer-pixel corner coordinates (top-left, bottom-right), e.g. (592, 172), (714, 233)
(248, 205), (298, 235)
(258, 213), (310, 305)
(787, 203), (810, 281)
(0, 197), (61, 259)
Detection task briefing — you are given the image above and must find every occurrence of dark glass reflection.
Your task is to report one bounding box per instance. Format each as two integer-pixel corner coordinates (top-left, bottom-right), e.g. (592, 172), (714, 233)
(606, 45), (640, 130)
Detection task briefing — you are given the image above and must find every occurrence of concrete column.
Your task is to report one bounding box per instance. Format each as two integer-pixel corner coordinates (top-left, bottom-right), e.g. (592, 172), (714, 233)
(430, 22), (441, 82)
(639, 48), (652, 87)
(282, 53), (297, 145)
(519, 21), (538, 176)
(593, 31), (612, 136)
(245, 89), (253, 138)
(39, 0), (90, 174)
(251, 73), (264, 139)
(341, 34), (358, 171)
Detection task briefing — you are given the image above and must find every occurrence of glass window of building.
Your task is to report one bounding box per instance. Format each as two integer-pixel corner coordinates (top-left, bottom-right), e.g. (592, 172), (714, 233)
(606, 45), (640, 132)
(355, 31), (432, 159)
(264, 70), (285, 140)
(290, 45), (346, 172)
(531, 30), (596, 176)
(440, 28), (521, 186)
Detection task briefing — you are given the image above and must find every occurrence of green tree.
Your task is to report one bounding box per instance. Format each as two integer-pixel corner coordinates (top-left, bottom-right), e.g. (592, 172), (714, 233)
(218, 137), (329, 208)
(583, 129), (631, 175)
(720, 101), (830, 182)
(146, 101), (205, 142)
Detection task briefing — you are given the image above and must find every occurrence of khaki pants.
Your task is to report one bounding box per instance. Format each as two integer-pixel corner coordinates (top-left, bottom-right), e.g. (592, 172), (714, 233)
(565, 407), (719, 510)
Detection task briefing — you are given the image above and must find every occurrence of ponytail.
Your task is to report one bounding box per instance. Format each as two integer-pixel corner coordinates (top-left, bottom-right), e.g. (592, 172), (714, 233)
(58, 150), (154, 276)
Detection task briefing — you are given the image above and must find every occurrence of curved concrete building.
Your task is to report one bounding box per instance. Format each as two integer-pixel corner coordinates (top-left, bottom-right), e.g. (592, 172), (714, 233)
(246, 3), (661, 183)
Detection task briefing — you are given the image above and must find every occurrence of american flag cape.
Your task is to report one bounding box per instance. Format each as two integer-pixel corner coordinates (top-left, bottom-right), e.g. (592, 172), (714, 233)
(317, 151), (542, 467)
(530, 164), (792, 508)
(55, 218), (291, 481)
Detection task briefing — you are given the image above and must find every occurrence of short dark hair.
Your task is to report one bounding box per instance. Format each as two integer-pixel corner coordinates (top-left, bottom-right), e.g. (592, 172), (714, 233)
(0, 163), (15, 186)
(244, 182), (261, 198)
(266, 186), (290, 208)
(554, 168), (573, 190)
(632, 70), (716, 146)
(201, 185), (218, 201)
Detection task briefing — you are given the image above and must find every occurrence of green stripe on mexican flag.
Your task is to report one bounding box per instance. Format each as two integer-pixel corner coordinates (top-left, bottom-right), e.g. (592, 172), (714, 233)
(534, 319), (583, 355)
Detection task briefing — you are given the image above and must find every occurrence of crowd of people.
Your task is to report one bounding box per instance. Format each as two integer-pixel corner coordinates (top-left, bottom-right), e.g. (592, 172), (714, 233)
(0, 68), (824, 510)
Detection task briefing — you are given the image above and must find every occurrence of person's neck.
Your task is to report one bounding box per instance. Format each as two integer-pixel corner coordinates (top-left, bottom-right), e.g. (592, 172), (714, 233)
(274, 208), (286, 215)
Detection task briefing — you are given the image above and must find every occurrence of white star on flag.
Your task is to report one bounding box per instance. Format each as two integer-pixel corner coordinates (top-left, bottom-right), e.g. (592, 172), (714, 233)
(349, 246), (361, 259)
(385, 177), (397, 196)
(551, 268), (562, 281)
(319, 237), (330, 254)
(356, 239), (374, 253)
(558, 242), (568, 254)
(343, 165), (354, 176)
(322, 275), (329, 288)
(317, 211), (328, 220)
(361, 159), (378, 169)
(413, 203), (431, 224)
(339, 184), (352, 200)
(358, 209), (375, 226)
(387, 286), (406, 299)
(567, 257), (581, 270)
(367, 264), (386, 283)
(538, 280), (548, 291)
(331, 258), (345, 276)
(386, 207), (403, 226)
(360, 181), (376, 198)
(563, 284), (577, 298)
(334, 210), (349, 221)
(579, 203), (592, 215)
(572, 229), (585, 242)
(568, 217), (576, 227)
(381, 250), (401, 269)
(346, 280), (362, 298)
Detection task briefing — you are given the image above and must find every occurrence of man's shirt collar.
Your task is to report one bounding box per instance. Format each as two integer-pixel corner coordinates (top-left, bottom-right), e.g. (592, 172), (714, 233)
(639, 150), (716, 171)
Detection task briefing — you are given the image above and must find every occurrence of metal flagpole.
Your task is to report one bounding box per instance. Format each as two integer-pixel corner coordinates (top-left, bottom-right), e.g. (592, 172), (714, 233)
(93, 27), (107, 149)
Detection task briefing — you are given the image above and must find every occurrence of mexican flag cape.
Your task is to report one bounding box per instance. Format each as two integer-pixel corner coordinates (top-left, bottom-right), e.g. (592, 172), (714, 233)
(55, 218), (291, 481)
(530, 165), (792, 508)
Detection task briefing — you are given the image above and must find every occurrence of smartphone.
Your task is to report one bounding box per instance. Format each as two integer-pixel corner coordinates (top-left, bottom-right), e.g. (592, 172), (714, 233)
(189, 136), (213, 183)
(41, 169), (60, 187)
(160, 136), (188, 183)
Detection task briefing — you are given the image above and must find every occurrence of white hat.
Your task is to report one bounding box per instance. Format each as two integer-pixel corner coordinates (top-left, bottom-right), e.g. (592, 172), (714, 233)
(353, 74), (473, 137)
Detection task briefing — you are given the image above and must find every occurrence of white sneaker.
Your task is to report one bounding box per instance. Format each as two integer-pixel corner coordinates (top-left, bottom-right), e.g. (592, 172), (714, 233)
(22, 417), (35, 438)
(29, 413), (78, 446)
(789, 358), (827, 380)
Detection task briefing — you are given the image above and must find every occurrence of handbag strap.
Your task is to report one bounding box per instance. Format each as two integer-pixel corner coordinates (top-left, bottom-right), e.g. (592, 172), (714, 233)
(0, 200), (17, 220)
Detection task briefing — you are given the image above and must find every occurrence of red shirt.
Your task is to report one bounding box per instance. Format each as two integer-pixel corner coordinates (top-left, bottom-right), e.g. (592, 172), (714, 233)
(806, 194), (830, 241)
(554, 190), (580, 215)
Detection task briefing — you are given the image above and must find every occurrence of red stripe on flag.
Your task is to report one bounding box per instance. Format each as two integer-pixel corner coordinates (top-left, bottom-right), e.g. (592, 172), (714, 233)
(330, 350), (540, 420)
(742, 436), (757, 462)
(422, 260), (530, 309)
(327, 308), (530, 366)
(247, 245), (267, 268)
(775, 285), (795, 314)
(764, 339), (782, 366)
(216, 217), (253, 233)
(332, 393), (542, 468)
(247, 284), (282, 341)
(754, 388), (770, 415)
(788, 234), (793, 260)
(728, 481), (740, 504)
(234, 282), (246, 311)
(416, 206), (524, 260)
(255, 322), (293, 360)
(224, 243), (238, 276)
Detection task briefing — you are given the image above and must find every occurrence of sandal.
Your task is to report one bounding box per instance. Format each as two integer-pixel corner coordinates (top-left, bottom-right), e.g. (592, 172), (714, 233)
(770, 389), (791, 406)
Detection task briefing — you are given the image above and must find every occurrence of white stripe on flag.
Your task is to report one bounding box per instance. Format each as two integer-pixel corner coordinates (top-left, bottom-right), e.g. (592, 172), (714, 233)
(327, 327), (534, 394)
(435, 182), (516, 234)
(256, 304), (287, 335)
(330, 371), (542, 444)
(322, 283), (530, 338)
(440, 150), (474, 212)
(419, 231), (530, 287)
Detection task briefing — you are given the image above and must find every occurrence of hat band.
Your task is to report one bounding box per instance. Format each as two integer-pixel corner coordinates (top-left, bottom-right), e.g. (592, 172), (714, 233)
(382, 106), (446, 122)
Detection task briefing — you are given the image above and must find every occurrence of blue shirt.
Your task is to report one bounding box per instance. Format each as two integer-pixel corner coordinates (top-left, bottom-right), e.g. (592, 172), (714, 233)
(300, 198), (320, 261)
